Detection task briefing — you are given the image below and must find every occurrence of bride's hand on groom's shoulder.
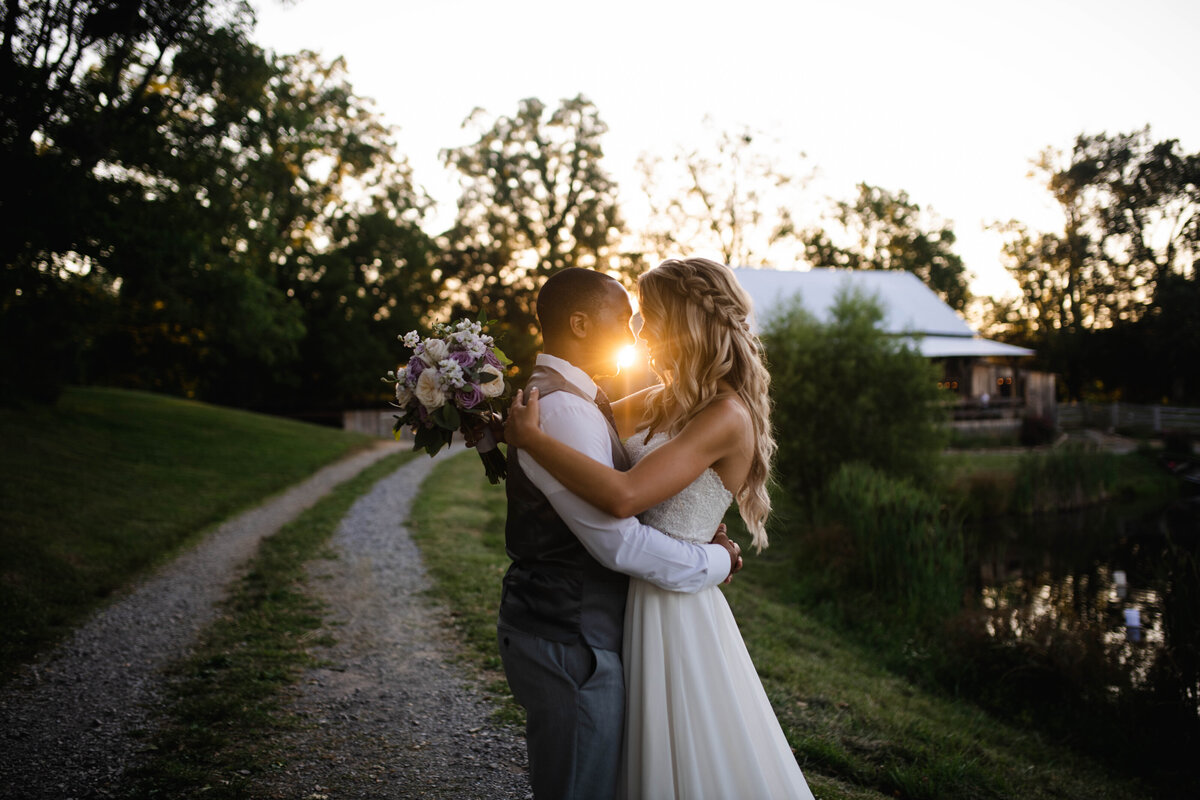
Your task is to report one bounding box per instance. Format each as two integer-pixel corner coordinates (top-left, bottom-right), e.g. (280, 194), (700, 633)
(504, 387), (542, 448)
(710, 523), (743, 584)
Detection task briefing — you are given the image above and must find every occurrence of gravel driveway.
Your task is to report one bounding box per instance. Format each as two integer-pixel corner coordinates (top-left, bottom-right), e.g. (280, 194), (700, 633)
(260, 447), (530, 799)
(0, 443), (530, 799)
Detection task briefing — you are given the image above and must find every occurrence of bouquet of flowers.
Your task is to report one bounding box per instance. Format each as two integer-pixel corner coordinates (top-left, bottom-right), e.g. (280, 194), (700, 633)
(384, 316), (512, 483)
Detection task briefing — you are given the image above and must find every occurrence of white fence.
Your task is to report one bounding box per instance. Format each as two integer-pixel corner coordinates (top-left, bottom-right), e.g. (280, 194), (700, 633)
(1057, 402), (1200, 432)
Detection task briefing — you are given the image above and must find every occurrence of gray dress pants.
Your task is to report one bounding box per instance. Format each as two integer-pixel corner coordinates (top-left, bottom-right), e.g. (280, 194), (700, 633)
(498, 620), (624, 800)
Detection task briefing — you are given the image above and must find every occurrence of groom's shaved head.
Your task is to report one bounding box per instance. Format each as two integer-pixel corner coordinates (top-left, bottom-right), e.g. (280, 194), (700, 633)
(537, 268), (624, 343)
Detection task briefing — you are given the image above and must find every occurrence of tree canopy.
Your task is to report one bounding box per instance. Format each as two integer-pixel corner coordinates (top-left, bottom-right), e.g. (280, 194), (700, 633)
(1, 1), (437, 408)
(990, 128), (1199, 401)
(803, 183), (971, 311)
(438, 94), (627, 375)
(635, 121), (811, 268)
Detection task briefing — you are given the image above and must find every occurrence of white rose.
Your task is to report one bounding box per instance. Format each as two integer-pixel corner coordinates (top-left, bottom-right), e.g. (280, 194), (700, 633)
(420, 338), (449, 366)
(414, 367), (446, 409)
(479, 364), (505, 398)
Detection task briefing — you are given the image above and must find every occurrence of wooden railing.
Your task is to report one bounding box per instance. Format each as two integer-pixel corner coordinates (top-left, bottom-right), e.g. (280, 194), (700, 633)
(1058, 402), (1200, 432)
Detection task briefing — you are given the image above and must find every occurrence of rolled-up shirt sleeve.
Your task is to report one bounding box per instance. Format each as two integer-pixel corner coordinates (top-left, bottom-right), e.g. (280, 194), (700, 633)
(516, 392), (730, 593)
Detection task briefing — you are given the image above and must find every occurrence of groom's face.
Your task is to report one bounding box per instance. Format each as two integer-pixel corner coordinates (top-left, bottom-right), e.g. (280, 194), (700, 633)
(584, 282), (636, 377)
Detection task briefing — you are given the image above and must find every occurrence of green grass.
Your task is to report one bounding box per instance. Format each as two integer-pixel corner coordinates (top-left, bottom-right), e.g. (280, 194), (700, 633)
(126, 450), (415, 799)
(409, 450), (1146, 800)
(940, 447), (1177, 518)
(0, 386), (372, 677)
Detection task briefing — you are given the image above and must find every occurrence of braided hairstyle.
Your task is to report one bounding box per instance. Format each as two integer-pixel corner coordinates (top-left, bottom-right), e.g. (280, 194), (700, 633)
(637, 258), (776, 550)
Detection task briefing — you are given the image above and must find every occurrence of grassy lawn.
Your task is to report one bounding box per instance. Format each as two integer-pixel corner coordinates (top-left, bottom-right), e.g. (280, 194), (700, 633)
(408, 450), (1146, 800)
(0, 386), (373, 677)
(127, 450), (416, 799)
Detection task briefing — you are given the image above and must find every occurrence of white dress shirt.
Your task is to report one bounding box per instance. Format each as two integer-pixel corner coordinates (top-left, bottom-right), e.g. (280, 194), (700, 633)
(516, 353), (730, 593)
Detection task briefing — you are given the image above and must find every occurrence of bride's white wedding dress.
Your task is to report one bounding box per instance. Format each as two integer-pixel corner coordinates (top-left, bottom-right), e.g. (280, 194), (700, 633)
(621, 431), (814, 800)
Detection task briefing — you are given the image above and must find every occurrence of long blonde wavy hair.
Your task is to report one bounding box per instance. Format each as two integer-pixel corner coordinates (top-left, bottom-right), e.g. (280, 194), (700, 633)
(636, 258), (776, 551)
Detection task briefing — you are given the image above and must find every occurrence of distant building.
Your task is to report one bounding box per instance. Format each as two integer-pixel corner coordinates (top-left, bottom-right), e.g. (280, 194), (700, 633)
(729, 267), (1055, 427)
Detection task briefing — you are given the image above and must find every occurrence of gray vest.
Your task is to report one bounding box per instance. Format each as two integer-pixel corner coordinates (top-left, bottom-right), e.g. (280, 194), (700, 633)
(500, 365), (631, 652)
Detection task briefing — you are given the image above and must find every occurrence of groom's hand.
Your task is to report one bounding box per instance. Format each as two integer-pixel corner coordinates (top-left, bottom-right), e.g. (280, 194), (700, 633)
(710, 524), (743, 584)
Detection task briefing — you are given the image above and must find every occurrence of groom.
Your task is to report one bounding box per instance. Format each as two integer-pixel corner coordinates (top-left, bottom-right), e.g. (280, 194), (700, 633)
(497, 268), (742, 800)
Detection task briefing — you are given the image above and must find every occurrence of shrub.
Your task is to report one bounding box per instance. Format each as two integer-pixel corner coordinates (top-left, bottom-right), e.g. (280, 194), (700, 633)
(762, 285), (948, 500)
(1019, 415), (1055, 446)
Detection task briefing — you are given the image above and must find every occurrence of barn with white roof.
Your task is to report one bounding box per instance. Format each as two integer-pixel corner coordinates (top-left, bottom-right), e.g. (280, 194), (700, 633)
(729, 267), (1054, 425)
(730, 268), (1032, 358)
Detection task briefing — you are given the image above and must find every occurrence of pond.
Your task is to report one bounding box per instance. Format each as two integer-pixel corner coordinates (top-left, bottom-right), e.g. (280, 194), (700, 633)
(962, 496), (1200, 730)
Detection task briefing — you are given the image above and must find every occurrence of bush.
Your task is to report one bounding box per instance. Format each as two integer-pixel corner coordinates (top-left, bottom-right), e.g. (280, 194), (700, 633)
(1019, 415), (1055, 446)
(762, 286), (948, 500)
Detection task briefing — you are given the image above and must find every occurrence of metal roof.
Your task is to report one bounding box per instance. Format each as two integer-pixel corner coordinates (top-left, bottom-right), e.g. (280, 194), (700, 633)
(731, 267), (1034, 358)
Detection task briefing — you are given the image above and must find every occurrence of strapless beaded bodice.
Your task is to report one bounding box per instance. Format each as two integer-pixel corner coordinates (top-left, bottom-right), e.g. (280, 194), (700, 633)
(624, 431), (733, 544)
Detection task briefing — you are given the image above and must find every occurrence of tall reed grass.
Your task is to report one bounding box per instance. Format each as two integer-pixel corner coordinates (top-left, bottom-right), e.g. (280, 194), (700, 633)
(1012, 443), (1118, 513)
(821, 462), (964, 621)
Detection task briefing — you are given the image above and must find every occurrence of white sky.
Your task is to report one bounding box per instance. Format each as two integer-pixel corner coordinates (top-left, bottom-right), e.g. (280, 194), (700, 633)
(250, 0), (1199, 298)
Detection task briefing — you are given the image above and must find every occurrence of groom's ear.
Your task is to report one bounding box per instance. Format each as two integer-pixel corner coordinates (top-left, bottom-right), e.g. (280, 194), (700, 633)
(567, 310), (591, 339)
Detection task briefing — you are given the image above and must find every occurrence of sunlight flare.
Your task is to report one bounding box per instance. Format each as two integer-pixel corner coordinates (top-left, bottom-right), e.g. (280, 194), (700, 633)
(617, 344), (638, 370)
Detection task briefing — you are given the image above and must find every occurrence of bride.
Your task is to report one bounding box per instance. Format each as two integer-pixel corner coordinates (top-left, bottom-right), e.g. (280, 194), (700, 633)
(505, 258), (813, 799)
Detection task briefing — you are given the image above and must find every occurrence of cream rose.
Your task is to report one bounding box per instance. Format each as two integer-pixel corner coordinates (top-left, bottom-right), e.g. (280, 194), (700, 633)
(420, 338), (449, 366)
(414, 367), (447, 409)
(479, 364), (505, 398)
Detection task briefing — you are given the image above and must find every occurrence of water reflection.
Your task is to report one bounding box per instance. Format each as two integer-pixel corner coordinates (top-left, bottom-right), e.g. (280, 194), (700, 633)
(964, 498), (1200, 718)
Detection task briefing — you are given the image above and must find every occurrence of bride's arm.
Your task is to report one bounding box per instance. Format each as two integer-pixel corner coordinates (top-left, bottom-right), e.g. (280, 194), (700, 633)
(505, 388), (745, 519)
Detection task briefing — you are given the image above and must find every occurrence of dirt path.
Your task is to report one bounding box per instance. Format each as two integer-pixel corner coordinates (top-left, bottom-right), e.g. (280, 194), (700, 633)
(260, 447), (530, 799)
(0, 441), (408, 797)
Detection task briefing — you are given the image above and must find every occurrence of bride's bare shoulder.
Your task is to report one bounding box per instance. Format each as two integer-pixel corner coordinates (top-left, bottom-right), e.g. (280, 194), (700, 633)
(688, 395), (753, 442)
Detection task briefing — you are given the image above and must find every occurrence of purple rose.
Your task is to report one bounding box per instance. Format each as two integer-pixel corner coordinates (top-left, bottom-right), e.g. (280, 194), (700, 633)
(406, 356), (425, 386)
(484, 349), (502, 369)
(448, 350), (475, 370)
(456, 383), (483, 409)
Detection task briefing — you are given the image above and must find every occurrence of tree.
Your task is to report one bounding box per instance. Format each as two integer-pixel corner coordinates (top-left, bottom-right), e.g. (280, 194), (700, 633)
(0, 1), (438, 408)
(994, 128), (1200, 400)
(1044, 129), (1197, 327)
(102, 46), (436, 408)
(0, 0), (252, 403)
(635, 119), (812, 267)
(439, 95), (625, 374)
(803, 183), (972, 311)
(987, 222), (1075, 335)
